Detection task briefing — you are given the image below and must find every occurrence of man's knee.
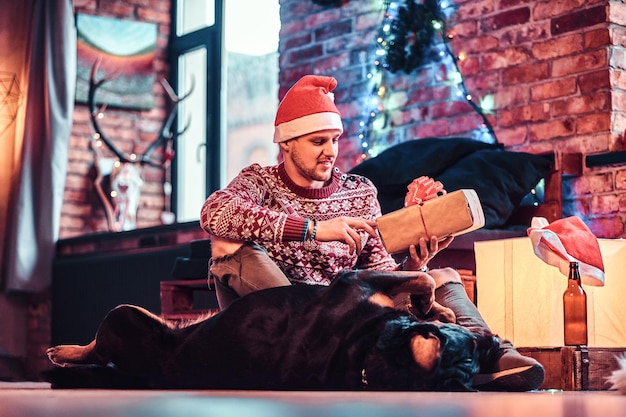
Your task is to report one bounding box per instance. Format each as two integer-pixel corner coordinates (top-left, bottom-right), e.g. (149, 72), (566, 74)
(209, 241), (291, 298)
(429, 267), (462, 288)
(210, 235), (245, 258)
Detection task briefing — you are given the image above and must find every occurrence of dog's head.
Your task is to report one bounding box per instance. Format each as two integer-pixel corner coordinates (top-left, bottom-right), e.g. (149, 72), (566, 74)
(362, 317), (500, 391)
(431, 323), (501, 390)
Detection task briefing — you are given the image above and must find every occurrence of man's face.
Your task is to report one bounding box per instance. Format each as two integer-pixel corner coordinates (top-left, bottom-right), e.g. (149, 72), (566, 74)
(282, 129), (341, 188)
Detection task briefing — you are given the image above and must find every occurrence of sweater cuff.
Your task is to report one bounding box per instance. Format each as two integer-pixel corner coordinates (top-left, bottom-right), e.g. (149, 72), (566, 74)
(283, 216), (307, 241)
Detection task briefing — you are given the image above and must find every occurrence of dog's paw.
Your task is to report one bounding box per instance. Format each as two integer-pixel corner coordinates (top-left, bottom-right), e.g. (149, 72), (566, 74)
(414, 302), (456, 323)
(47, 346), (68, 366)
(47, 345), (86, 367)
(429, 304), (456, 323)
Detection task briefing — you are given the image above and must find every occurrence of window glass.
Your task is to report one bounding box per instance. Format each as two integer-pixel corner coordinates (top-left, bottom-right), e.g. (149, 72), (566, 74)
(176, 48), (207, 222)
(177, 0), (215, 36)
(223, 0), (280, 184)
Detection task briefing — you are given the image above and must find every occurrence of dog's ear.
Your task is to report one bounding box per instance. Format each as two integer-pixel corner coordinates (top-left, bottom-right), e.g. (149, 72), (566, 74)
(410, 332), (441, 373)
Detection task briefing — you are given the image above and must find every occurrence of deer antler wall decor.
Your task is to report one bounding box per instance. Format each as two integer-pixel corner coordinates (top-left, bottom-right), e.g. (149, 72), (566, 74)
(88, 58), (193, 232)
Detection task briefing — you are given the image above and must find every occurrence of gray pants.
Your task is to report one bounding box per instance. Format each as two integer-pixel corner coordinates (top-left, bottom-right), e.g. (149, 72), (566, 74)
(209, 242), (291, 309)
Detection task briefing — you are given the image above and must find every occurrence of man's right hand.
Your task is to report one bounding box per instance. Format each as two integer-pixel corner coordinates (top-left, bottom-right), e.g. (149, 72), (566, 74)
(313, 217), (378, 255)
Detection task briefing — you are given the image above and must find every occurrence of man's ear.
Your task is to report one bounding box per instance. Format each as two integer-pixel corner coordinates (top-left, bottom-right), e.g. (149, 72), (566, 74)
(278, 141), (290, 153)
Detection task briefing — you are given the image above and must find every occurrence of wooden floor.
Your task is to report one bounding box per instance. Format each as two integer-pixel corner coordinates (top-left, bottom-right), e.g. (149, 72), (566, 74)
(1, 383), (625, 417)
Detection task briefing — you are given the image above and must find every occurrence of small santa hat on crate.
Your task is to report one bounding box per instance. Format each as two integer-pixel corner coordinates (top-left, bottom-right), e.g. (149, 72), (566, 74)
(527, 216), (605, 286)
(273, 75), (344, 143)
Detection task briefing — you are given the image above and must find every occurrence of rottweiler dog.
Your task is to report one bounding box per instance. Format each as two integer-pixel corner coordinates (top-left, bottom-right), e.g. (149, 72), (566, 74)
(46, 269), (500, 391)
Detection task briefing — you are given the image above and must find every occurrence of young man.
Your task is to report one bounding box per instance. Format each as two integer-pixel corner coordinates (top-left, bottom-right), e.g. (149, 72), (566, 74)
(200, 75), (544, 391)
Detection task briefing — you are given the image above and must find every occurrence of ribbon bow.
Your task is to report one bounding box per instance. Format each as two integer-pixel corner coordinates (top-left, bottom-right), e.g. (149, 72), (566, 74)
(405, 176), (446, 207)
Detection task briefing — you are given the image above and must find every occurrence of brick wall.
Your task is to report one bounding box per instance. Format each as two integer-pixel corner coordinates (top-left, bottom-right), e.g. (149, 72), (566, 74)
(279, 0), (626, 239)
(60, 0), (172, 239)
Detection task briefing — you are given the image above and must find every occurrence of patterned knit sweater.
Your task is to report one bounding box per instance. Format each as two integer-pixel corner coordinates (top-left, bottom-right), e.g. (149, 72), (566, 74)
(200, 163), (399, 285)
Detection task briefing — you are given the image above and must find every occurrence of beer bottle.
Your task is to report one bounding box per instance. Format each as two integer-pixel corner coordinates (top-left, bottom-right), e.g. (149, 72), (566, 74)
(563, 261), (588, 345)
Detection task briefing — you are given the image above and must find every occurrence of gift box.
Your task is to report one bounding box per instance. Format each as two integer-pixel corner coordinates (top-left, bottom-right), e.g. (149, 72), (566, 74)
(475, 237), (626, 347)
(376, 189), (485, 255)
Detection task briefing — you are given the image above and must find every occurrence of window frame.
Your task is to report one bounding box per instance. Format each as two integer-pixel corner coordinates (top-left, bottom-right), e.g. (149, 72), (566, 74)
(169, 0), (224, 220)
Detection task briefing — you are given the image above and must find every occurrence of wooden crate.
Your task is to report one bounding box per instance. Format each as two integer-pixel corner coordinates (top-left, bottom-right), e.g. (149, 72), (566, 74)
(458, 269), (476, 305)
(518, 346), (626, 390)
(160, 278), (218, 320)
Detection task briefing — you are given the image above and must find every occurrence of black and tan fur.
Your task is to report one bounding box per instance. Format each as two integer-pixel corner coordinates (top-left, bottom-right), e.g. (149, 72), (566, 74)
(46, 269), (500, 390)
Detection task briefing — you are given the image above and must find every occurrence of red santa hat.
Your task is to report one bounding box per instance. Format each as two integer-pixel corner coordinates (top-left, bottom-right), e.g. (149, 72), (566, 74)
(273, 75), (344, 143)
(527, 216), (605, 286)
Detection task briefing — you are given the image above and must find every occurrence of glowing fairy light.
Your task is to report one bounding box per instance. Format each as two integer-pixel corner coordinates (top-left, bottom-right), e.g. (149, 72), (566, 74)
(372, 115), (386, 130)
(480, 94), (495, 114)
(450, 71), (463, 85)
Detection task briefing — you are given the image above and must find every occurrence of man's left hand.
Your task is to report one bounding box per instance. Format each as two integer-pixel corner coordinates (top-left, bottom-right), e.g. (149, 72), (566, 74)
(403, 235), (454, 271)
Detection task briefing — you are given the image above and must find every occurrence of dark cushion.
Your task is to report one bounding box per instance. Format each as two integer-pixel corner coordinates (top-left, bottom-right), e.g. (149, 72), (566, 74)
(349, 137), (502, 214)
(435, 149), (553, 228)
(349, 137), (502, 188)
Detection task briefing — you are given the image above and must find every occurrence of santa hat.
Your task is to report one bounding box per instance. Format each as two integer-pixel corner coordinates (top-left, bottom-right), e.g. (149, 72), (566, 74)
(527, 216), (605, 286)
(273, 75), (344, 143)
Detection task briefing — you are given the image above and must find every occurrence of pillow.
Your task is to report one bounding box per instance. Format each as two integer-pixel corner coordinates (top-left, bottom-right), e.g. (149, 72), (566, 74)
(435, 149), (553, 228)
(349, 137), (502, 188)
(349, 137), (502, 214)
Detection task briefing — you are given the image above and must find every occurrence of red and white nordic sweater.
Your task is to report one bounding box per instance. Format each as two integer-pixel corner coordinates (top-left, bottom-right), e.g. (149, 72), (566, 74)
(200, 163), (399, 285)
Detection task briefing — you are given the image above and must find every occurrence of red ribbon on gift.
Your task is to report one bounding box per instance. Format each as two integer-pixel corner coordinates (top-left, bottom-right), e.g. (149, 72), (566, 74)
(404, 176), (446, 207)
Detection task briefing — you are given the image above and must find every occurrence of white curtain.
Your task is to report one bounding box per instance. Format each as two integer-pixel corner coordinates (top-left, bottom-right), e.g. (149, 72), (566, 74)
(0, 0), (76, 292)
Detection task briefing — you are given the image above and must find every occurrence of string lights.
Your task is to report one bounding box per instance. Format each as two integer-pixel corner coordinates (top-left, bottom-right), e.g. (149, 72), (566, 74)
(356, 0), (497, 163)
(356, 0), (396, 163)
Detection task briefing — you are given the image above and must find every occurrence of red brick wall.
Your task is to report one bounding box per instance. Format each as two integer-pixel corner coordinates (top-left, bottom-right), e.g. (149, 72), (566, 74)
(60, 0), (172, 239)
(279, 0), (626, 239)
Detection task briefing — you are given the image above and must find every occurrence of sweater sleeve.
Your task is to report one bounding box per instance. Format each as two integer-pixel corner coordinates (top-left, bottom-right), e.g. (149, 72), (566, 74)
(354, 185), (399, 271)
(200, 165), (306, 242)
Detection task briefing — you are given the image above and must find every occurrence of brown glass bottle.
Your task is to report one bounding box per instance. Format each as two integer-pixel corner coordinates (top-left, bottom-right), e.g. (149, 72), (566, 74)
(563, 261), (588, 346)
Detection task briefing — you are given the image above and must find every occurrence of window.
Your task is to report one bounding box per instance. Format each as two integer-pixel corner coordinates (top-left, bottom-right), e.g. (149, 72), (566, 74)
(175, 48), (209, 222)
(223, 0), (280, 181)
(176, 0), (215, 36)
(170, 0), (222, 223)
(171, 0), (280, 223)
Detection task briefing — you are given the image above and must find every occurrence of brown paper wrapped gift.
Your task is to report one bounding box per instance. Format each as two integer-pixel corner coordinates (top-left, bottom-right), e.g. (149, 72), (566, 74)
(376, 189), (485, 255)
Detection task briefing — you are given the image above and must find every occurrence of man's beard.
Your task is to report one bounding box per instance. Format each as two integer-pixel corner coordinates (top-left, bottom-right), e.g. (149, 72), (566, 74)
(291, 149), (333, 183)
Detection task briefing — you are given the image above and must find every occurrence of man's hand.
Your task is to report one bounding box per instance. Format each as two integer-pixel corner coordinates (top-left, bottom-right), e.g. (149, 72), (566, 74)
(403, 235), (454, 271)
(313, 217), (378, 254)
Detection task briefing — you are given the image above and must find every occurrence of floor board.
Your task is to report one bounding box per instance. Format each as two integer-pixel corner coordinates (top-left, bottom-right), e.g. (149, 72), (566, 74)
(1, 383), (625, 417)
